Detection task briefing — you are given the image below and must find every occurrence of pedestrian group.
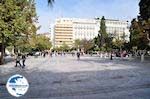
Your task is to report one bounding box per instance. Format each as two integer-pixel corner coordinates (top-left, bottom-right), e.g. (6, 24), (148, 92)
(15, 53), (26, 69)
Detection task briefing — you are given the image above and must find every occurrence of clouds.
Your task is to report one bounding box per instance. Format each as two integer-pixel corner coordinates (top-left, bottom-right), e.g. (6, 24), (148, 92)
(36, 0), (140, 33)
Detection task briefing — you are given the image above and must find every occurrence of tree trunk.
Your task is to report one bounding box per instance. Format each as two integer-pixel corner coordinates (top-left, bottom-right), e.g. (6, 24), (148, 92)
(147, 33), (150, 46)
(0, 33), (5, 65)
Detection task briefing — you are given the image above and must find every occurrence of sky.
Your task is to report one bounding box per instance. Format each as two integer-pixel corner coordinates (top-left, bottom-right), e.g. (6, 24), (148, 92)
(35, 0), (140, 33)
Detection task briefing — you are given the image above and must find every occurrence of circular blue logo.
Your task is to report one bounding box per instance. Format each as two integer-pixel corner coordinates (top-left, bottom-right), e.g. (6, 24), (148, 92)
(6, 74), (29, 97)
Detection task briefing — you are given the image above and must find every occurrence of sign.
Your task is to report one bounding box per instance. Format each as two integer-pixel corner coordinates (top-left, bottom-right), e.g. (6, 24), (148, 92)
(6, 74), (29, 97)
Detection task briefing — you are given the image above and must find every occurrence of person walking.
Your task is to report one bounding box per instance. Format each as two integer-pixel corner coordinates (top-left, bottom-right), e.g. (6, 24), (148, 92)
(15, 54), (21, 67)
(49, 52), (53, 57)
(43, 52), (46, 58)
(72, 51), (75, 57)
(77, 51), (80, 60)
(22, 54), (26, 68)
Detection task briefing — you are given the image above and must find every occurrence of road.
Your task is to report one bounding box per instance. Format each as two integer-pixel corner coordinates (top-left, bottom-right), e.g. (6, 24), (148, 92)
(0, 55), (150, 99)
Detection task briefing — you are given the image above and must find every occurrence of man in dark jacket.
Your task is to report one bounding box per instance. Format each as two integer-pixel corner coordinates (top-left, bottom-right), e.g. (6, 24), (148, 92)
(22, 54), (26, 68)
(15, 54), (21, 67)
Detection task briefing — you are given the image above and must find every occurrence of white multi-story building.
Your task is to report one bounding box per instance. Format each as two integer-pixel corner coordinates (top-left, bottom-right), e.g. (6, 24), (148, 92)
(53, 18), (130, 47)
(54, 18), (98, 47)
(54, 18), (73, 47)
(96, 19), (130, 41)
(73, 18), (99, 40)
(50, 24), (55, 48)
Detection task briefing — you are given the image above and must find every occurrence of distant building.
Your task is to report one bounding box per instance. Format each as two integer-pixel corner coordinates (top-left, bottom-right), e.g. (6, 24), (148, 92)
(96, 18), (130, 41)
(54, 18), (98, 47)
(54, 18), (73, 47)
(50, 24), (55, 48)
(72, 18), (98, 40)
(53, 18), (130, 47)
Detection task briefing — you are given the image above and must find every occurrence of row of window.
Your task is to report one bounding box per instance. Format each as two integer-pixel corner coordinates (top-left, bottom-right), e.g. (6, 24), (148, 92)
(74, 30), (96, 33)
(106, 27), (125, 31)
(106, 21), (127, 25)
(74, 33), (96, 37)
(74, 36), (95, 40)
(74, 27), (95, 30)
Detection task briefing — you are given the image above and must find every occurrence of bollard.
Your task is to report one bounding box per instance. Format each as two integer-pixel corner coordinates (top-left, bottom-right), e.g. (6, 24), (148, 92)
(100, 53), (103, 58)
(129, 54), (132, 61)
(141, 54), (144, 62)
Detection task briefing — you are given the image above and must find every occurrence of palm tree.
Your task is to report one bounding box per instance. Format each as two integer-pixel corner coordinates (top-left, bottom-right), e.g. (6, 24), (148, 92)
(48, 0), (54, 5)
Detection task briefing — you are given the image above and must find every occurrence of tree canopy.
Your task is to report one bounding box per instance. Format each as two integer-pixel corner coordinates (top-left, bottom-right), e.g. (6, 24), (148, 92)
(129, 0), (150, 50)
(139, 0), (150, 20)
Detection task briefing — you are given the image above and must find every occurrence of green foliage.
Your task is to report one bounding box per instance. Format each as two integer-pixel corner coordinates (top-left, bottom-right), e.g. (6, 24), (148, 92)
(59, 42), (70, 51)
(139, 0), (150, 20)
(95, 16), (114, 51)
(94, 34), (101, 48)
(35, 35), (52, 51)
(130, 0), (150, 50)
(99, 16), (108, 47)
(74, 39), (81, 49)
(53, 43), (70, 52)
(113, 37), (124, 50)
(130, 18), (149, 50)
(48, 0), (54, 5)
(100, 16), (107, 37)
(0, 0), (37, 51)
(0, 0), (37, 64)
(74, 39), (95, 52)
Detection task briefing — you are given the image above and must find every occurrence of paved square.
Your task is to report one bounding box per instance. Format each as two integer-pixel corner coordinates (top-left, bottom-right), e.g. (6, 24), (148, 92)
(0, 55), (150, 99)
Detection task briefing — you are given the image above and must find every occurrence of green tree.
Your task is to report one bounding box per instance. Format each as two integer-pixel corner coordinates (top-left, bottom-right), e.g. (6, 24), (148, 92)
(96, 16), (113, 51)
(48, 0), (54, 5)
(139, 0), (150, 21)
(113, 36), (124, 51)
(130, 18), (149, 50)
(0, 0), (37, 64)
(81, 39), (95, 53)
(35, 35), (52, 51)
(94, 34), (101, 48)
(120, 32), (127, 42)
(96, 16), (114, 51)
(59, 42), (70, 51)
(105, 34), (114, 51)
(74, 39), (94, 53)
(139, 0), (150, 47)
(74, 39), (82, 49)
(99, 16), (108, 47)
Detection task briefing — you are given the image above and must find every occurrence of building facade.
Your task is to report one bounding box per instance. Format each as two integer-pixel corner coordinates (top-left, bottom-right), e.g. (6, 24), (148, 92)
(53, 18), (130, 47)
(54, 18), (98, 47)
(54, 18), (73, 47)
(50, 24), (55, 48)
(96, 19), (130, 41)
(73, 18), (99, 40)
